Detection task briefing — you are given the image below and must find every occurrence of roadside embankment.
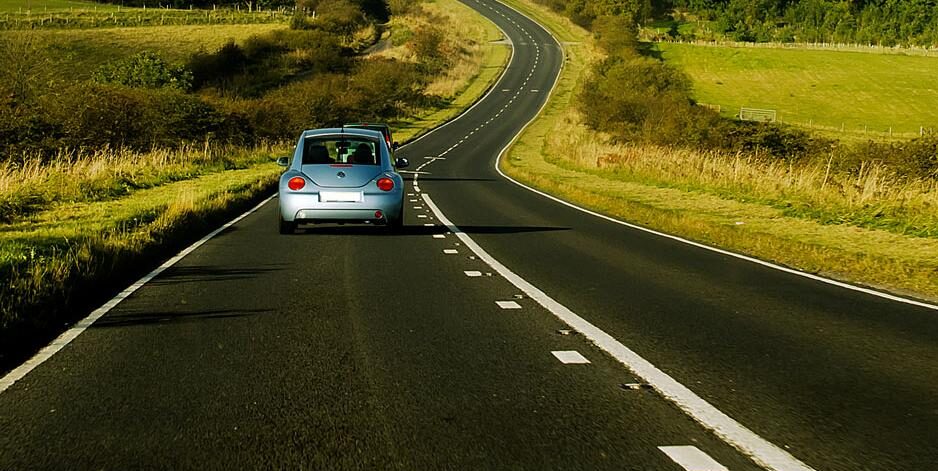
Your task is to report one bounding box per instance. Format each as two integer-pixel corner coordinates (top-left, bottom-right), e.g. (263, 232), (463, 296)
(499, 0), (938, 302)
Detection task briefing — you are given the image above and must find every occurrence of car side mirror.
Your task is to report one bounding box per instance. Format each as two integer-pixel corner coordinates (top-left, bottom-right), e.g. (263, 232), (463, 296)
(277, 156), (289, 167)
(392, 141), (400, 150)
(395, 157), (409, 169)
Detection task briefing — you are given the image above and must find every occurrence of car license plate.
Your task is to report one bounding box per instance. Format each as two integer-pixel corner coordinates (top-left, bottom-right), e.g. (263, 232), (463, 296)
(319, 191), (362, 202)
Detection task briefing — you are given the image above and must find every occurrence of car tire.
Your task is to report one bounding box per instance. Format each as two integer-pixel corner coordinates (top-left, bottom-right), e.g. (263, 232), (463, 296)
(388, 205), (404, 234)
(279, 214), (296, 235)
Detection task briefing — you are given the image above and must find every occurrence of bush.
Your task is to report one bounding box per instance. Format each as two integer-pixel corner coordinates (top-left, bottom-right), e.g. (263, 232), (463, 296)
(93, 52), (192, 91)
(44, 83), (233, 150)
(838, 138), (938, 179)
(315, 0), (367, 38)
(578, 55), (693, 141)
(408, 25), (452, 74)
(0, 104), (62, 160)
(188, 40), (248, 90)
(592, 15), (638, 54)
(343, 58), (427, 119)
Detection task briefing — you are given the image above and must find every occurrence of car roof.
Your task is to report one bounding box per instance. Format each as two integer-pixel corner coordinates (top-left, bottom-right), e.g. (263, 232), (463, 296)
(302, 127), (385, 140)
(343, 123), (392, 138)
(344, 122), (390, 129)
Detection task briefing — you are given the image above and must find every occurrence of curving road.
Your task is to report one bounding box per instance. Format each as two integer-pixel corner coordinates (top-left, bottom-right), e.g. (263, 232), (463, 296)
(2, 1), (938, 470)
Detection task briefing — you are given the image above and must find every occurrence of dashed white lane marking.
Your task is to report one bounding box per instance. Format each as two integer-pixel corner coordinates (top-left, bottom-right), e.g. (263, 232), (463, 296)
(421, 194), (815, 471)
(409, 199), (418, 202)
(413, 206), (423, 210)
(551, 351), (590, 364)
(423, 223), (435, 227)
(443, 249), (459, 255)
(659, 446), (729, 471)
(496, 300), (522, 309)
(417, 214), (428, 219)
(0, 194), (277, 394)
(464, 271), (483, 277)
(432, 234), (446, 239)
(402, 14), (807, 468)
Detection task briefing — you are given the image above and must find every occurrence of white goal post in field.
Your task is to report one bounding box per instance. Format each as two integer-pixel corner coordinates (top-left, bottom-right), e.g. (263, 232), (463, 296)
(739, 107), (777, 123)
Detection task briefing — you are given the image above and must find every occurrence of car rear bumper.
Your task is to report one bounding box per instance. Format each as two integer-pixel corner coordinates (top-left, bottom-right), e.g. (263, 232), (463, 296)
(294, 208), (386, 223)
(279, 193), (403, 224)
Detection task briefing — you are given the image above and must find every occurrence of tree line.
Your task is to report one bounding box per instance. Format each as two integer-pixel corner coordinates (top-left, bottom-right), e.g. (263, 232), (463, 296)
(671, 0), (938, 47)
(538, 0), (938, 47)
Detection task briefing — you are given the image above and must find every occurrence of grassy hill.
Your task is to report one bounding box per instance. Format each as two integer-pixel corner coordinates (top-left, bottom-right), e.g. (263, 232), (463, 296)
(6, 24), (284, 79)
(656, 43), (938, 141)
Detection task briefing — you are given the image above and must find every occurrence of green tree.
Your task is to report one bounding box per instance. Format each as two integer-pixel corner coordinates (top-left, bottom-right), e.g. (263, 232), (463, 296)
(93, 52), (192, 91)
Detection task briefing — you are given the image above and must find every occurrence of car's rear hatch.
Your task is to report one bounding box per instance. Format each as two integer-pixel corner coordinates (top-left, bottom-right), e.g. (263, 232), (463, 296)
(301, 164), (382, 188)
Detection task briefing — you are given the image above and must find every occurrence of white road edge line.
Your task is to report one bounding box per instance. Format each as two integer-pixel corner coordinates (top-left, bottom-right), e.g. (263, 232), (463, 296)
(0, 195), (277, 394)
(487, 5), (935, 313)
(659, 446), (729, 471)
(423, 192), (813, 471)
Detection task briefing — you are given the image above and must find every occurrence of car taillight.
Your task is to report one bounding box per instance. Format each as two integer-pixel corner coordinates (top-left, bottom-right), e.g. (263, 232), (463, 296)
(377, 177), (394, 191)
(287, 177), (305, 191)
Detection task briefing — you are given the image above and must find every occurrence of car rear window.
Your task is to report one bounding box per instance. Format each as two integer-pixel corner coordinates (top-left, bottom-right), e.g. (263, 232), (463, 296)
(301, 137), (379, 165)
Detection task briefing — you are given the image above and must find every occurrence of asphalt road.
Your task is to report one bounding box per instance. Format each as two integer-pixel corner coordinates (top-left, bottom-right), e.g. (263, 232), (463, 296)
(2, 1), (938, 470)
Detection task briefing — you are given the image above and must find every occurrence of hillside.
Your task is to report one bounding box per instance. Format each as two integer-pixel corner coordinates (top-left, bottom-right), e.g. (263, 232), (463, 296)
(657, 42), (938, 141)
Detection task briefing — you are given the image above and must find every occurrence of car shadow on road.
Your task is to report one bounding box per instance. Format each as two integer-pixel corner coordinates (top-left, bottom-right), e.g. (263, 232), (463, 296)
(293, 225), (570, 236)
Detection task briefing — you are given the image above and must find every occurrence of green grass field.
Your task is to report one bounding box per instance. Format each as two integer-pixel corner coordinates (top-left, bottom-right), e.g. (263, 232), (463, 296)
(0, 0), (119, 12)
(0, 0), (288, 29)
(656, 43), (938, 140)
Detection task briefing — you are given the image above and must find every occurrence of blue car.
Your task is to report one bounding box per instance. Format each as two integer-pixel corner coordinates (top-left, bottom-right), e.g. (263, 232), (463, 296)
(277, 127), (409, 234)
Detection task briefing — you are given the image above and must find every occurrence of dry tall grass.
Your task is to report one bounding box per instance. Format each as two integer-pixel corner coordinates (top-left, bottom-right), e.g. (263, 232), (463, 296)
(545, 113), (938, 237)
(0, 142), (282, 222)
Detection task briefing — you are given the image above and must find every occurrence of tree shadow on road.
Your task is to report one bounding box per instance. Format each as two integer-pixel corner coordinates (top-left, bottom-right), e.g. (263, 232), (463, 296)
(92, 308), (274, 329)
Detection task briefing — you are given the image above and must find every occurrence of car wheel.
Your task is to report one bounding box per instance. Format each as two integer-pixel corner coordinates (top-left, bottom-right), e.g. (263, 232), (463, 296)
(388, 205), (404, 233)
(279, 214), (296, 235)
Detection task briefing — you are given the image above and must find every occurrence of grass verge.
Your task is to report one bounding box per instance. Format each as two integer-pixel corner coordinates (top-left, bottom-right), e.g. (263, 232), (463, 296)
(498, 0), (938, 301)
